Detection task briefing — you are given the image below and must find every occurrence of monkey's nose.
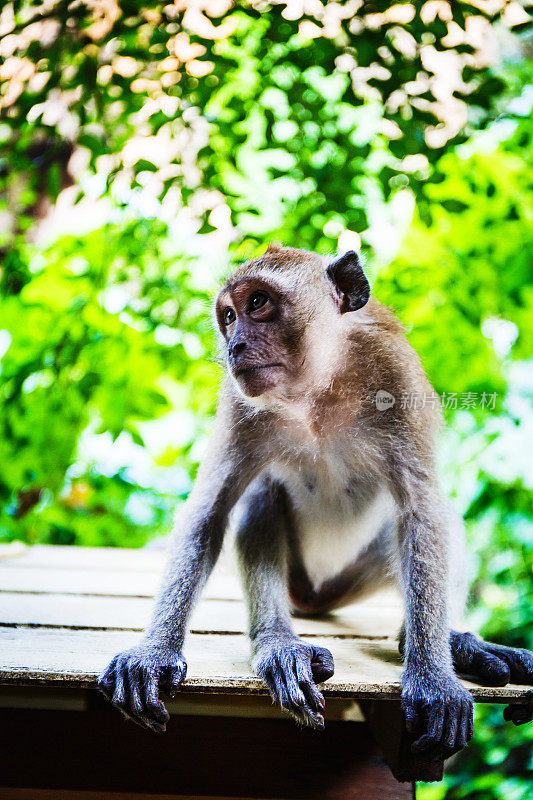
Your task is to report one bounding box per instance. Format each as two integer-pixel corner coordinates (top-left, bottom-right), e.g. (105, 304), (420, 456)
(230, 341), (247, 358)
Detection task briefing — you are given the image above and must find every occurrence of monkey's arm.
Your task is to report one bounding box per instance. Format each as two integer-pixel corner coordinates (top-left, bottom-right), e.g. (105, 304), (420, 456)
(389, 459), (474, 760)
(235, 479), (334, 728)
(98, 412), (260, 732)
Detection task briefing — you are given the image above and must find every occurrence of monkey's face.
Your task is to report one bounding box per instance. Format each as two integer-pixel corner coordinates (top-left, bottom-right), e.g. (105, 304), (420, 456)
(216, 277), (304, 398)
(216, 248), (371, 402)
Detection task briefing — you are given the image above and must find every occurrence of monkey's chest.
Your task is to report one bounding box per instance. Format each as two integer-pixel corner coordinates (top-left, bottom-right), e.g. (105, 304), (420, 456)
(275, 461), (395, 591)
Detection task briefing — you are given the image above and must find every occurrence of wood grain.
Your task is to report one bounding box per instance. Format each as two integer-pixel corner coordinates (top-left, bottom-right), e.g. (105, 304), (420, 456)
(0, 591), (403, 637)
(0, 565), (242, 599)
(0, 543), (167, 571)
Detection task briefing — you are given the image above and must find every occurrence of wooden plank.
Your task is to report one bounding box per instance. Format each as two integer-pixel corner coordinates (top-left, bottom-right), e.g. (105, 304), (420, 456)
(0, 592), (154, 631)
(0, 565), (242, 600)
(0, 542), (28, 561)
(0, 626), (530, 703)
(0, 626), (400, 695)
(0, 542), (240, 576)
(0, 566), (162, 596)
(0, 591), (403, 638)
(0, 544), (167, 572)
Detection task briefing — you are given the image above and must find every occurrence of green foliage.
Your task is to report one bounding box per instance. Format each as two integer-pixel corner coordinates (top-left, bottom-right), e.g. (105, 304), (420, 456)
(375, 115), (533, 395)
(0, 0), (522, 258)
(0, 220), (218, 544)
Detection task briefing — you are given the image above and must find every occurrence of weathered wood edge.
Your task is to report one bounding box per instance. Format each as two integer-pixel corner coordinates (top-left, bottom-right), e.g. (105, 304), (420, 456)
(0, 669), (529, 703)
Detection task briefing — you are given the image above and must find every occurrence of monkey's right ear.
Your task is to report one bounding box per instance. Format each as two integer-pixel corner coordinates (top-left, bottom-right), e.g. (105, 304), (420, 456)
(326, 251), (370, 313)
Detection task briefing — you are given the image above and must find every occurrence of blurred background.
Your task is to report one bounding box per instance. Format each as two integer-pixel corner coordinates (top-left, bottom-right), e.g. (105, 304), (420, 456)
(0, 1), (532, 796)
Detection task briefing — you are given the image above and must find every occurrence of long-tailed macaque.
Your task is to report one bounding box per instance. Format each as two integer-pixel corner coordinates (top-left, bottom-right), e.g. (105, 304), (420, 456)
(99, 245), (533, 759)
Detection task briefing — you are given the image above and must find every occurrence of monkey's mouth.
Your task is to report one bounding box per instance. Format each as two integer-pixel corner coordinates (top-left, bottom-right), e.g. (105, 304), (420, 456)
(234, 363), (284, 377)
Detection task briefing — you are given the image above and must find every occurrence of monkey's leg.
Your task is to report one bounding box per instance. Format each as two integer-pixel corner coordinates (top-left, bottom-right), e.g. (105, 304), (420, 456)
(98, 508), (222, 731)
(99, 429), (258, 733)
(235, 479), (334, 729)
(399, 510), (533, 726)
(388, 474), (474, 761)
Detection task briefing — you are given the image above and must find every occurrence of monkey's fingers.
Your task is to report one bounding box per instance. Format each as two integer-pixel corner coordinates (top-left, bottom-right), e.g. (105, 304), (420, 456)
(164, 658), (187, 697)
(139, 670), (170, 730)
(401, 697), (420, 734)
(441, 705), (459, 754)
(310, 645), (335, 684)
(107, 655), (141, 726)
(422, 706), (469, 763)
(450, 700), (473, 753)
(469, 650), (510, 687)
(294, 655), (326, 716)
(451, 632), (510, 686)
(264, 667), (305, 723)
(281, 655), (324, 728)
(115, 662), (166, 733)
(98, 656), (118, 699)
(411, 700), (446, 755)
(484, 645), (533, 685)
(261, 652), (324, 729)
(409, 692), (473, 760)
(298, 679), (325, 717)
(125, 665), (168, 733)
(503, 690), (533, 726)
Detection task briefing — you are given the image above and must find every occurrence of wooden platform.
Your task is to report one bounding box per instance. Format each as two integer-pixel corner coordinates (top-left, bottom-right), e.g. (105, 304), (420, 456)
(0, 542), (530, 798)
(0, 542), (528, 704)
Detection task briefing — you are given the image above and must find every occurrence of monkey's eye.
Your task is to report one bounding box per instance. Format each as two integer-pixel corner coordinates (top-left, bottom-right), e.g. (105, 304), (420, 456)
(223, 307), (236, 326)
(249, 291), (269, 311)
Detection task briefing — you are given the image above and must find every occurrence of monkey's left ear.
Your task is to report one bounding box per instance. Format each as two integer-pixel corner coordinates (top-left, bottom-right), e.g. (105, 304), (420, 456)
(326, 251), (370, 313)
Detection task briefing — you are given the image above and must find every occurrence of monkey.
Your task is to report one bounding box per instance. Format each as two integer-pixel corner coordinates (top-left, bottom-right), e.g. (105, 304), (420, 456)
(99, 244), (533, 760)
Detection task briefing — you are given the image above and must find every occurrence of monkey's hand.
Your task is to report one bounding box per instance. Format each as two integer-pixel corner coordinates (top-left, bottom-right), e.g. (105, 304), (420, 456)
(253, 638), (334, 729)
(98, 642), (187, 733)
(401, 669), (474, 761)
(504, 690), (533, 726)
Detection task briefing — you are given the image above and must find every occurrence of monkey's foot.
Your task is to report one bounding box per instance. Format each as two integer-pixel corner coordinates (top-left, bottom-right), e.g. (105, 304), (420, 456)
(253, 639), (334, 729)
(503, 690), (533, 726)
(98, 644), (187, 733)
(450, 630), (533, 725)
